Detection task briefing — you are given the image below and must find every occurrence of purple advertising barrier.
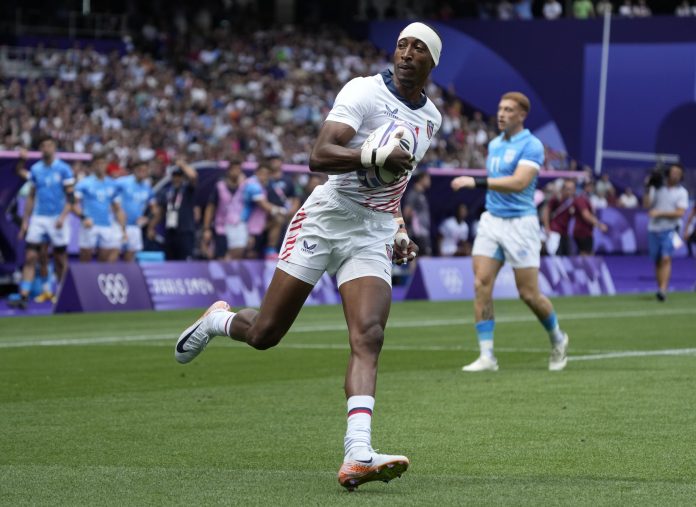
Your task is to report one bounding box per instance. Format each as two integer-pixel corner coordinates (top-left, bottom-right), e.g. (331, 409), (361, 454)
(404, 257), (519, 301)
(140, 260), (339, 311)
(54, 262), (153, 313)
(405, 256), (616, 301)
(603, 256), (696, 294)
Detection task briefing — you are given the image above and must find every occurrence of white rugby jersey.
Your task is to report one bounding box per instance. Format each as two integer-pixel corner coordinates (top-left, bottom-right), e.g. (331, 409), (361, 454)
(324, 69), (441, 213)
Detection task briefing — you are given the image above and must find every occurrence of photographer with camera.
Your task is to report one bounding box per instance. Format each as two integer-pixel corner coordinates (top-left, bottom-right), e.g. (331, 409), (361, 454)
(643, 163), (689, 301)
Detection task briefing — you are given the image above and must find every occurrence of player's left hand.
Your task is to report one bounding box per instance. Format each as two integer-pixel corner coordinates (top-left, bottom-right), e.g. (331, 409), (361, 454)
(451, 176), (475, 191)
(55, 216), (65, 229)
(394, 231), (418, 265)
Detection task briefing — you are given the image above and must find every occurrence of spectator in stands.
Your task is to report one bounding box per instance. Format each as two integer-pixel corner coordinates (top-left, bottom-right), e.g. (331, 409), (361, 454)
(618, 0), (634, 17)
(10, 137), (74, 309)
(542, 179), (577, 256)
(633, 0), (652, 16)
(596, 0), (614, 15)
(497, 0), (516, 20)
(116, 160), (158, 262)
(618, 186), (639, 208)
(595, 173), (616, 206)
(683, 203), (696, 257)
(438, 203), (472, 256)
(514, 0), (534, 20)
(543, 0), (564, 19)
(644, 163), (689, 301)
(266, 154), (300, 259)
(585, 179), (608, 210)
(156, 159), (198, 260)
(201, 159), (247, 260)
(573, 0), (595, 18)
(403, 172), (432, 257)
(675, 1), (692, 16)
(573, 180), (609, 255)
(74, 153), (126, 262)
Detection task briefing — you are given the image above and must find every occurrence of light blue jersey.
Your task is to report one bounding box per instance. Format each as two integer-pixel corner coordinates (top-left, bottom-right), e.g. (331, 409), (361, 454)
(117, 175), (154, 225)
(75, 175), (119, 227)
(485, 129), (544, 218)
(242, 178), (265, 222)
(29, 159), (75, 216)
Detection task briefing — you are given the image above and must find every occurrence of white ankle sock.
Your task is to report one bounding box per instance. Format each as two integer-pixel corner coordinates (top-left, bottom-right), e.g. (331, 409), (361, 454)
(207, 310), (236, 337)
(344, 395), (374, 460)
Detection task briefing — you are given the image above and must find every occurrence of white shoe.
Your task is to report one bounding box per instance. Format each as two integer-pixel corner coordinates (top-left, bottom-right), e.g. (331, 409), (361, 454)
(462, 355), (499, 372)
(175, 301), (231, 364)
(338, 448), (409, 490)
(549, 333), (569, 371)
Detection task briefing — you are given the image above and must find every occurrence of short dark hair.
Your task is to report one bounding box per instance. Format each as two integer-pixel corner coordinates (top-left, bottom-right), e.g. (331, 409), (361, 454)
(37, 134), (55, 146)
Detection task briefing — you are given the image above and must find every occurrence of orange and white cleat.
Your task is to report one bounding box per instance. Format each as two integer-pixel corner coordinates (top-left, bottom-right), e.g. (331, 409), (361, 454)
(338, 449), (409, 491)
(175, 300), (231, 364)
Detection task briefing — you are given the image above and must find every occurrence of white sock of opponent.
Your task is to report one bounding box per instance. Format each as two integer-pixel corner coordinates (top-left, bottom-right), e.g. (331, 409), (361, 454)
(207, 310), (236, 337)
(344, 395), (374, 461)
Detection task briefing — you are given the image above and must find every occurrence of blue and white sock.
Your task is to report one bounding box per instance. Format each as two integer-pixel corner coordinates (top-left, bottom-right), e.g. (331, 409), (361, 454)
(475, 320), (495, 358)
(541, 312), (565, 345)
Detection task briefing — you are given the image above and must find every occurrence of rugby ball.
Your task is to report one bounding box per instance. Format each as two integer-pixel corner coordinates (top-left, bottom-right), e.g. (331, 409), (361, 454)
(358, 120), (418, 188)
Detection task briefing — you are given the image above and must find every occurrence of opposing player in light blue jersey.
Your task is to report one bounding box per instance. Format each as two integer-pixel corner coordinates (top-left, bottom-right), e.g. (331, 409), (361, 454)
(74, 153), (126, 262)
(451, 92), (568, 372)
(116, 160), (158, 261)
(11, 136), (75, 309)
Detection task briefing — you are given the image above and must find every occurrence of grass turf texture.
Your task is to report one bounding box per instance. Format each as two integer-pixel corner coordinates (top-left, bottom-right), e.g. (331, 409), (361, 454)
(1, 293), (695, 506)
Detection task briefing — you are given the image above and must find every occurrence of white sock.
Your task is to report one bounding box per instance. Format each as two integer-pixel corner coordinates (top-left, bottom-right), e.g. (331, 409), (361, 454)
(344, 395), (374, 460)
(550, 327), (565, 345)
(479, 339), (494, 359)
(207, 310), (236, 337)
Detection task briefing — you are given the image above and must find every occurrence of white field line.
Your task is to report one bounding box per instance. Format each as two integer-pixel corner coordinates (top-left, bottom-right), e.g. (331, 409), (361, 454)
(1, 307), (694, 357)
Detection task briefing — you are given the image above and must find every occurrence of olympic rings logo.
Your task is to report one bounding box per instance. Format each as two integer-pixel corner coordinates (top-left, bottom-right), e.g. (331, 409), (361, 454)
(97, 273), (130, 305)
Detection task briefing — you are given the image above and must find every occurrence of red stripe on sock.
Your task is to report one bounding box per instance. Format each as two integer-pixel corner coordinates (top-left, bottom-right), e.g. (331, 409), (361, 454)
(347, 408), (372, 417)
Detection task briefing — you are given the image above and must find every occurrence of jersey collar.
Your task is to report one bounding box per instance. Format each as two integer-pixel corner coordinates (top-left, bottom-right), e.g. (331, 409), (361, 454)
(380, 69), (427, 110)
(501, 128), (530, 143)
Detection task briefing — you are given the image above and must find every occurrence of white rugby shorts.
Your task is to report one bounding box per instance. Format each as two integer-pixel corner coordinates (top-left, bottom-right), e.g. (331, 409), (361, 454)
(79, 224), (123, 250)
(277, 185), (397, 287)
(124, 225), (144, 252)
(472, 211), (541, 268)
(225, 222), (248, 250)
(26, 215), (71, 247)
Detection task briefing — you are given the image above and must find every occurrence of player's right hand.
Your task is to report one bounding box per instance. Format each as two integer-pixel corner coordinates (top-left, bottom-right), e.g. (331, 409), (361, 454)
(82, 217), (93, 228)
(382, 136), (415, 178)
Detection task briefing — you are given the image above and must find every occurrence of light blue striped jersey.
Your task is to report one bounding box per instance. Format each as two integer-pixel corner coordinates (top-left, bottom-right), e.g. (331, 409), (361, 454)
(485, 129), (544, 218)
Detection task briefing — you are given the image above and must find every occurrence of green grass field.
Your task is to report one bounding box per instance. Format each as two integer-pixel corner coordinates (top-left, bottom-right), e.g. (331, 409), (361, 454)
(1, 293), (695, 506)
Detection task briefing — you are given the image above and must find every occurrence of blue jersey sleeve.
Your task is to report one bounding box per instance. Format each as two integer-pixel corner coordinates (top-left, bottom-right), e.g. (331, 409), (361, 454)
(244, 181), (264, 202)
(59, 161), (75, 185)
(519, 137), (544, 170)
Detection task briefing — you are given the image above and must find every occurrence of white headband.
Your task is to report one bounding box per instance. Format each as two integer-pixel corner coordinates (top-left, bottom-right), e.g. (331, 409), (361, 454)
(398, 22), (442, 66)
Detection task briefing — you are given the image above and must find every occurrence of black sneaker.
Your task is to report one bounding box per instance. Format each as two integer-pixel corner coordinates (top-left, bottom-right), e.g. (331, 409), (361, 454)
(656, 291), (666, 302)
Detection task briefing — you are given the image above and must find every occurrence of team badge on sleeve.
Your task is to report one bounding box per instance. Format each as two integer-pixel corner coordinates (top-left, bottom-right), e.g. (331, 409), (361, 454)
(426, 120), (434, 140)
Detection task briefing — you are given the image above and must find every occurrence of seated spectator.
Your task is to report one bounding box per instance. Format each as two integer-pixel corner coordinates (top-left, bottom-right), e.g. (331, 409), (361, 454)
(618, 187), (639, 208)
(497, 0), (515, 20)
(514, 0), (533, 20)
(573, 0), (595, 19)
(438, 203), (471, 257)
(633, 0), (652, 16)
(596, 0), (614, 16)
(595, 173), (617, 206)
(675, 0), (692, 16)
(585, 180), (608, 210)
(543, 0), (563, 20)
(618, 0), (633, 17)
